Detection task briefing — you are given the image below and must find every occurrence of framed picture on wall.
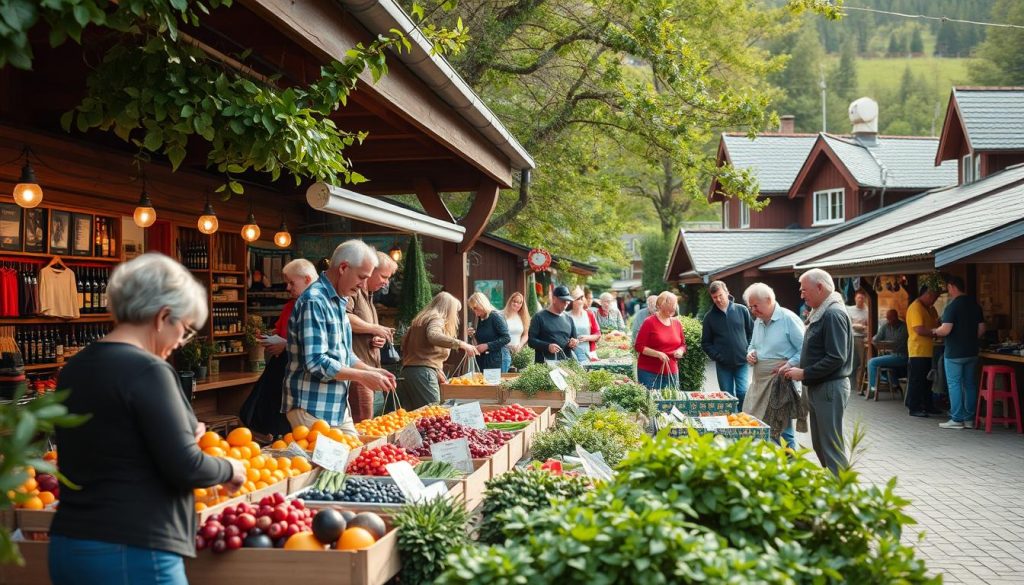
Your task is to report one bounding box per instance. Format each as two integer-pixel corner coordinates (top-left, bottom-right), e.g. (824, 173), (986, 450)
(0, 204), (22, 251)
(23, 208), (47, 253)
(50, 210), (70, 255)
(71, 212), (93, 256)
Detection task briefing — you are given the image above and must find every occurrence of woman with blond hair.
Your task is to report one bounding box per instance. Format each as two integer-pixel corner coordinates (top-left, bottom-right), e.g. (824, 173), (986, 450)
(395, 292), (479, 410)
(634, 291), (686, 391)
(568, 286), (601, 362)
(500, 292), (531, 372)
(467, 292), (511, 371)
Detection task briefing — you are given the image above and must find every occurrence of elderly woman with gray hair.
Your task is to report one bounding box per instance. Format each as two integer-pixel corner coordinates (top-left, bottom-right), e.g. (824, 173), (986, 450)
(593, 292), (626, 332)
(49, 253), (245, 585)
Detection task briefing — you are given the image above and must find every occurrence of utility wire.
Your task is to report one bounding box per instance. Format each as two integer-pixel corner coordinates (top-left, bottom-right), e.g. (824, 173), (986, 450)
(842, 5), (1024, 31)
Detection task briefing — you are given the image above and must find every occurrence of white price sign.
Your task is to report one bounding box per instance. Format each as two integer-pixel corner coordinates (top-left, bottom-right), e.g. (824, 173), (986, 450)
(450, 401), (486, 430)
(311, 435), (351, 472)
(575, 444), (614, 481)
(700, 415), (730, 430)
(395, 422), (423, 450)
(669, 406), (686, 423)
(483, 368), (502, 385)
(286, 442), (310, 459)
(385, 461), (441, 503)
(429, 438), (474, 474)
(549, 368), (569, 391)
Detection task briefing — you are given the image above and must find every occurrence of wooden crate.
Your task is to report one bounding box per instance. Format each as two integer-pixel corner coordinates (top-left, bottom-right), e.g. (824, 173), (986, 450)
(185, 528), (401, 585)
(0, 541), (48, 585)
(501, 386), (575, 409)
(1, 506), (15, 532)
(439, 383), (501, 404)
(575, 390), (603, 406)
(15, 508), (54, 541)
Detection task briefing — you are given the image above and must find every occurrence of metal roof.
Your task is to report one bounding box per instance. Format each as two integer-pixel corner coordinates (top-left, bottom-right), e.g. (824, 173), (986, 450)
(820, 134), (958, 189)
(954, 87), (1024, 151)
(763, 163), (1024, 271)
(935, 220), (1024, 267)
(722, 134), (818, 193)
(672, 229), (820, 279)
(798, 166), (1024, 270)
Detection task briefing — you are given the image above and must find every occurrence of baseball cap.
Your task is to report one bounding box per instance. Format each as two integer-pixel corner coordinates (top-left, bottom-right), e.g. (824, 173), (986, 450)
(552, 285), (574, 301)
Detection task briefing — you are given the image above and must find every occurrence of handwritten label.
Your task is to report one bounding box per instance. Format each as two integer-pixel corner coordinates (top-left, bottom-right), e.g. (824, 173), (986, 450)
(575, 444), (614, 481)
(395, 422), (423, 450)
(450, 401), (486, 430)
(311, 434), (350, 472)
(549, 368), (569, 391)
(286, 442), (310, 459)
(669, 406), (686, 423)
(700, 416), (730, 430)
(562, 395), (579, 411)
(429, 438), (474, 474)
(483, 368), (502, 385)
(385, 461), (427, 501)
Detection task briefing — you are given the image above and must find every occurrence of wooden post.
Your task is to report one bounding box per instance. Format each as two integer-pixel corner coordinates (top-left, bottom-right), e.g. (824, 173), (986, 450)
(443, 242), (468, 340)
(457, 178), (500, 254)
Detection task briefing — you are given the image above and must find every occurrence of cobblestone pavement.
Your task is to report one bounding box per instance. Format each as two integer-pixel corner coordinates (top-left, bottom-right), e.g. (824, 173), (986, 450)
(703, 363), (1024, 584)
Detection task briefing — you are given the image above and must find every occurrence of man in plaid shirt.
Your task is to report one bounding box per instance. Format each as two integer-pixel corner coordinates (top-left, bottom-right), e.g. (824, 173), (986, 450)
(283, 240), (396, 433)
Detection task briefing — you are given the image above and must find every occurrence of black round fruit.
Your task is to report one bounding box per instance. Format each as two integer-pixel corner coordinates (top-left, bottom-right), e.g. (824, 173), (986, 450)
(348, 512), (386, 540)
(243, 533), (274, 549)
(312, 509), (346, 544)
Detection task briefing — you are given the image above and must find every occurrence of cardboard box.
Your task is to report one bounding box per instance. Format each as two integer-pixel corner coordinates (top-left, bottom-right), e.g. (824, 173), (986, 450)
(185, 527), (401, 585)
(439, 383), (501, 404)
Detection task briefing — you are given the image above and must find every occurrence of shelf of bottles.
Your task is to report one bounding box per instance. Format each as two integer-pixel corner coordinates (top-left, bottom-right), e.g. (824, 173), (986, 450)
(212, 307), (243, 335)
(17, 322), (112, 369)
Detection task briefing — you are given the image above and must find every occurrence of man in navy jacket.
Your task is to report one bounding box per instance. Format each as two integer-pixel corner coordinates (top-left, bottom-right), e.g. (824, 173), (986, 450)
(701, 280), (754, 407)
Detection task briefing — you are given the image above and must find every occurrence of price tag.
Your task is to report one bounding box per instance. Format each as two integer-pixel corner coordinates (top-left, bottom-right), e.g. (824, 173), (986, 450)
(311, 435), (350, 472)
(385, 461), (427, 502)
(575, 444), (614, 481)
(483, 368), (502, 385)
(669, 406), (686, 423)
(421, 481), (448, 501)
(395, 422), (423, 450)
(700, 416), (730, 430)
(429, 438), (474, 474)
(450, 401), (486, 430)
(549, 368), (569, 391)
(286, 442), (310, 459)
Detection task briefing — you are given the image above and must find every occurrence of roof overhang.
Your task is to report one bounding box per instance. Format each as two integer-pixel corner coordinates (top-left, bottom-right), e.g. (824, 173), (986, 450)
(707, 138), (731, 202)
(477, 234), (598, 276)
(788, 135), (859, 197)
(797, 256), (936, 278)
(307, 182), (466, 242)
(935, 220), (1024, 267)
(610, 279), (643, 291)
(935, 90), (971, 165)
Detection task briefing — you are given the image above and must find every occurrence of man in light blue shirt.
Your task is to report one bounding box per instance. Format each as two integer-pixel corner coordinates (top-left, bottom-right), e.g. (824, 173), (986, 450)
(743, 282), (804, 449)
(630, 295), (657, 344)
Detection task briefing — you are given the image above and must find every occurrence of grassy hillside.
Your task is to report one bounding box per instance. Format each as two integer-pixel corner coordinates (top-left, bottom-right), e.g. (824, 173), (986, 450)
(853, 56), (970, 96)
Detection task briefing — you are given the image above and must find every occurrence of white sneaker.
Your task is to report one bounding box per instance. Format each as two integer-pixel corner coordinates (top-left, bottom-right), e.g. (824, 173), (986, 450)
(938, 420), (964, 429)
(963, 420), (975, 429)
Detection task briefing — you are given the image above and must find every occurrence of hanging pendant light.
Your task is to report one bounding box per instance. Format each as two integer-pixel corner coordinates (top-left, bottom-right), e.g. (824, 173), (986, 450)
(132, 174), (157, 228)
(197, 193), (219, 235)
(388, 242), (403, 263)
(240, 200), (261, 242)
(273, 218), (292, 248)
(12, 146), (42, 209)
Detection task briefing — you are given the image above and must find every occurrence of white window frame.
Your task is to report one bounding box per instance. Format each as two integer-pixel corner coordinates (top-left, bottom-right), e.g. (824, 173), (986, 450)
(812, 188), (845, 226)
(973, 154), (981, 181)
(962, 154), (974, 184)
(739, 201), (751, 228)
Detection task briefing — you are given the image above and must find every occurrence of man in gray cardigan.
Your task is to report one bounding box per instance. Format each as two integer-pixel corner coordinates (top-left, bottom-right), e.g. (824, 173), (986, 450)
(782, 268), (853, 476)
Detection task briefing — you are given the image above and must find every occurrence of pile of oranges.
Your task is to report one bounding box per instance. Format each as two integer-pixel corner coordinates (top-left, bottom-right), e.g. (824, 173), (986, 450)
(194, 426), (312, 511)
(271, 419), (362, 452)
(447, 373), (490, 385)
(354, 406), (449, 437)
(725, 413), (763, 428)
(11, 450), (59, 510)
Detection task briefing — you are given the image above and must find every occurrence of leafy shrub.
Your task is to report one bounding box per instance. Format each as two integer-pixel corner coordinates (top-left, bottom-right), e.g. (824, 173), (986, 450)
(510, 345), (533, 371)
(394, 496), (470, 585)
(600, 379), (653, 415)
(677, 315), (706, 391)
(530, 408), (643, 465)
(582, 369), (617, 393)
(439, 432), (937, 584)
(477, 469), (590, 544)
(501, 363), (557, 396)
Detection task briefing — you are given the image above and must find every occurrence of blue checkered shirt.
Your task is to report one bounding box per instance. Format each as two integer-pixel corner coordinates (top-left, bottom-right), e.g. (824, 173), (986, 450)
(283, 272), (359, 425)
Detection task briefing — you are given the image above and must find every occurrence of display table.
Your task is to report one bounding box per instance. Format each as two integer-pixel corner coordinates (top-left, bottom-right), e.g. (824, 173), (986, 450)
(582, 357), (634, 379)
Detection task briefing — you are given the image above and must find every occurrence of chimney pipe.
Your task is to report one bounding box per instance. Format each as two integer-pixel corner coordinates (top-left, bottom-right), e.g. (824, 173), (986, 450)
(779, 115), (795, 134)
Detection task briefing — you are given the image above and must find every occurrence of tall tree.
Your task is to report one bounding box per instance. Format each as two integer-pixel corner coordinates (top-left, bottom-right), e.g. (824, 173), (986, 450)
(767, 25), (827, 133)
(910, 28), (924, 54)
(933, 23), (960, 57)
(640, 234), (671, 293)
(970, 0), (1024, 85)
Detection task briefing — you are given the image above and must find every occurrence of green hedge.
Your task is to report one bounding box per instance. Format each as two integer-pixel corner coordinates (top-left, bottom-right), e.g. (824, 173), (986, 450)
(678, 315), (706, 391)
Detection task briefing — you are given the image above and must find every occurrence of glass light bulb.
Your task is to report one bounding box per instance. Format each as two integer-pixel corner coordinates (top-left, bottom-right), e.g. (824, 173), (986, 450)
(13, 183), (42, 208)
(198, 214), (219, 235)
(274, 230), (292, 248)
(133, 206), (157, 228)
(241, 223), (261, 242)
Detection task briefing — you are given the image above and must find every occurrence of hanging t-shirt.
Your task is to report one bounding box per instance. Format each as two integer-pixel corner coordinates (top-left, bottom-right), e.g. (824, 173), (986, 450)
(38, 266), (80, 319)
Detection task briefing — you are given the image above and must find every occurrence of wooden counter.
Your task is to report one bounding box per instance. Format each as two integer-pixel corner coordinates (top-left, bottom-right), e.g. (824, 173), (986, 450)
(195, 371), (262, 393)
(979, 351), (1024, 364)
(191, 371), (261, 423)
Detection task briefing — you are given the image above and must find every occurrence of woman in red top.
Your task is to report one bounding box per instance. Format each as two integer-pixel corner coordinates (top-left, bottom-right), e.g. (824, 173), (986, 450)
(634, 291), (686, 391)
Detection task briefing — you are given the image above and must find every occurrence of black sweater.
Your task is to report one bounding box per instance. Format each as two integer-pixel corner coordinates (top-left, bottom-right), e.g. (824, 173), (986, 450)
(51, 342), (233, 557)
(527, 309), (578, 363)
(800, 305), (854, 385)
(473, 310), (511, 370)
(701, 299), (754, 368)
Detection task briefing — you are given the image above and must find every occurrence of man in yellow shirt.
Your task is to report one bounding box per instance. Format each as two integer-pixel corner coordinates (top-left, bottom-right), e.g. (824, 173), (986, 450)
(905, 285), (940, 417)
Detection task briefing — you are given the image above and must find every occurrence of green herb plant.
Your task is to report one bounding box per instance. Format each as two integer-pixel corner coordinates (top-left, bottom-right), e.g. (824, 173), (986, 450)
(477, 469), (590, 545)
(394, 496), (470, 585)
(501, 364), (556, 397)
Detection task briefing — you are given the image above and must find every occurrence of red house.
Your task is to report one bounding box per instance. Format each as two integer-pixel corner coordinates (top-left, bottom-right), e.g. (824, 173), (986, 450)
(935, 87), (1024, 184)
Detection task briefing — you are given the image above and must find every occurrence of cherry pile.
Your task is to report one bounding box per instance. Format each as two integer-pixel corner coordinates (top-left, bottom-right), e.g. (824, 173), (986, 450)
(411, 416), (513, 458)
(483, 404), (537, 423)
(346, 444), (420, 476)
(196, 492), (313, 552)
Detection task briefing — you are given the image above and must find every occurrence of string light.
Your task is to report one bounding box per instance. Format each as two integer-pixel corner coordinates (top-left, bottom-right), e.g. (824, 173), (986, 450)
(197, 194), (218, 235)
(12, 146), (42, 208)
(273, 219), (292, 248)
(240, 200), (260, 242)
(132, 173), (157, 228)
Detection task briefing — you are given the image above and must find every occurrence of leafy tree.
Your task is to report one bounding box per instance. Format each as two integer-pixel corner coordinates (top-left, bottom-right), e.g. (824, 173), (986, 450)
(831, 39), (859, 103)
(397, 235), (433, 333)
(933, 23), (960, 57)
(970, 0), (1024, 85)
(910, 28), (924, 54)
(525, 273), (541, 316)
(639, 234), (670, 294)
(887, 33), (901, 56)
(767, 25), (827, 133)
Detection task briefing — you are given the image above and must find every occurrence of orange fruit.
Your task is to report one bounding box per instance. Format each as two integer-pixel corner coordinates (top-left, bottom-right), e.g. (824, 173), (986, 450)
(291, 456), (310, 471)
(195, 502), (207, 511)
(284, 532), (324, 550)
(250, 455), (266, 469)
(198, 432), (221, 450)
(260, 469), (272, 482)
(227, 447), (242, 459)
(38, 492), (56, 505)
(22, 478), (37, 492)
(326, 428), (345, 442)
(25, 467), (35, 478)
(254, 481), (268, 490)
(271, 440), (287, 450)
(227, 427), (253, 447)
(264, 458), (278, 472)
(22, 496), (44, 510)
(276, 457), (291, 470)
(43, 450), (58, 462)
(307, 430), (320, 444)
(194, 488), (208, 499)
(311, 420), (330, 434)
(247, 468), (260, 482)
(296, 439), (309, 450)
(204, 447), (226, 458)
(283, 433), (295, 443)
(247, 442), (261, 456)
(292, 426), (310, 441)
(337, 527), (376, 550)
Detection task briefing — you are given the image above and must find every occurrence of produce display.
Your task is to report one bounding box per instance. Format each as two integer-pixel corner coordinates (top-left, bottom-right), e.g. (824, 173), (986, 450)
(594, 330), (632, 359)
(271, 419), (362, 452)
(600, 378), (653, 415)
(724, 412), (764, 427)
(687, 392), (733, 400)
(483, 403), (537, 430)
(414, 460), (464, 479)
(354, 405), (449, 437)
(304, 478), (406, 505)
(196, 493), (312, 552)
(530, 407), (643, 465)
(346, 444), (420, 476)
(410, 415), (513, 458)
(12, 457), (59, 510)
(477, 468), (591, 544)
(195, 427), (312, 509)
(446, 373), (492, 385)
(500, 363), (576, 397)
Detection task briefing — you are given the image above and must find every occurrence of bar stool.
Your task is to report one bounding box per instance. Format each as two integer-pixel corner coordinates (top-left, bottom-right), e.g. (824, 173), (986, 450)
(975, 365), (1023, 434)
(874, 367), (904, 401)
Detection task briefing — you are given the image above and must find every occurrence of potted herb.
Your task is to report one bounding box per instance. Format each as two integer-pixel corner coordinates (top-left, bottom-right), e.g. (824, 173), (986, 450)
(179, 338), (215, 379)
(244, 314), (266, 372)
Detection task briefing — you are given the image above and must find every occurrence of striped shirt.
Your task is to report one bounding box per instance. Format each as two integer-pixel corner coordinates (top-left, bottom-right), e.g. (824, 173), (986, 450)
(283, 272), (359, 425)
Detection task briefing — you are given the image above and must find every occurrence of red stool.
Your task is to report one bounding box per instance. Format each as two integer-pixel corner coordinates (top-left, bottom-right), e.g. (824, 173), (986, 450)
(975, 365), (1023, 434)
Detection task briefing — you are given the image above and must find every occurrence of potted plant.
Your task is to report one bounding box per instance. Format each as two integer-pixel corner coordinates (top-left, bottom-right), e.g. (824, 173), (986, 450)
(244, 314), (266, 372)
(179, 338), (215, 379)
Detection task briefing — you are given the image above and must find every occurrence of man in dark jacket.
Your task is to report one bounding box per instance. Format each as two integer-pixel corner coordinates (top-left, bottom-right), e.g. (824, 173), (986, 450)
(702, 281), (754, 407)
(783, 268), (853, 476)
(528, 285), (579, 363)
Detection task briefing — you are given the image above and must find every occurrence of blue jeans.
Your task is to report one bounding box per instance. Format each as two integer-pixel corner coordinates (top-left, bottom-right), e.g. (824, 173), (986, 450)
(868, 354), (907, 389)
(49, 535), (187, 585)
(944, 356), (979, 423)
(500, 346), (511, 372)
(778, 424), (797, 450)
(715, 363), (750, 410)
(637, 368), (677, 391)
(572, 345), (589, 363)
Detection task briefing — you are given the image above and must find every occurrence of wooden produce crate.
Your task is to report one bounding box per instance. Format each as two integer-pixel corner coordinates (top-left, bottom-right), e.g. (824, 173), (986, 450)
(1, 505), (15, 532)
(15, 507), (55, 541)
(501, 386), (575, 409)
(655, 391), (738, 416)
(293, 478), (460, 514)
(439, 383), (501, 404)
(655, 414), (771, 441)
(480, 405), (549, 460)
(415, 459), (490, 511)
(575, 390), (603, 406)
(0, 541), (48, 585)
(185, 527), (401, 585)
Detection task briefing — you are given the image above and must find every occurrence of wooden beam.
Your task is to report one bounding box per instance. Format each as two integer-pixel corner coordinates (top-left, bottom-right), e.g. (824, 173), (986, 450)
(458, 178), (500, 254)
(414, 178), (454, 223)
(347, 140), (456, 163)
